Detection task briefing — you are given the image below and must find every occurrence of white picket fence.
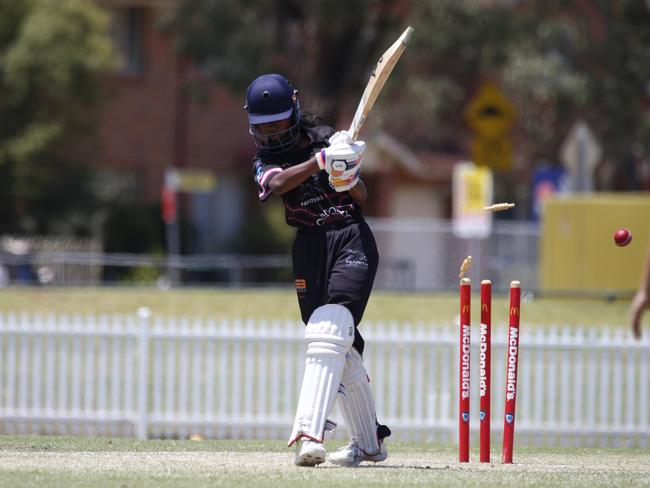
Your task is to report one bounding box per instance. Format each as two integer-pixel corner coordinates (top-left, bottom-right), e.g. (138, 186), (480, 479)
(0, 310), (648, 448)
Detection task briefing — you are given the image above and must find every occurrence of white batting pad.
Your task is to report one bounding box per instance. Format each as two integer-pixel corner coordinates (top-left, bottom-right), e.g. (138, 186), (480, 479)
(288, 304), (354, 446)
(337, 348), (380, 454)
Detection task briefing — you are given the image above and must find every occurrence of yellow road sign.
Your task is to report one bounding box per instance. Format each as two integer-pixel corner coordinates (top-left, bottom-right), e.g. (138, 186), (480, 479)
(465, 83), (515, 139)
(470, 138), (512, 171)
(166, 168), (217, 193)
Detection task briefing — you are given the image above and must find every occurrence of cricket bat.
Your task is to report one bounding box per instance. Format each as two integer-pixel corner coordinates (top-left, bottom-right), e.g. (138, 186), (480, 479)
(348, 26), (414, 141)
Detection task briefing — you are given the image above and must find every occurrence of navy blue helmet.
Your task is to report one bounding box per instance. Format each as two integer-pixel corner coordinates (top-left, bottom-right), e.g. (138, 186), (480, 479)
(245, 74), (302, 152)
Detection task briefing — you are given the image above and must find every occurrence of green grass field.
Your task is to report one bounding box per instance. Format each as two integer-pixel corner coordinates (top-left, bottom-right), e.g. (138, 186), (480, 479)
(0, 287), (640, 328)
(0, 436), (648, 487)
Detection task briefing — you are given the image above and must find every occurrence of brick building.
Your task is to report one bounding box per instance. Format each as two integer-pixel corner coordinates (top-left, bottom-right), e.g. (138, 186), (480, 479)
(96, 0), (254, 252)
(97, 0), (252, 196)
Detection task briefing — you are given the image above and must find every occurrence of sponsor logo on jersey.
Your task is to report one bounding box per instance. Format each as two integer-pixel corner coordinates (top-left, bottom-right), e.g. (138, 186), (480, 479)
(316, 206), (351, 226)
(300, 195), (324, 207)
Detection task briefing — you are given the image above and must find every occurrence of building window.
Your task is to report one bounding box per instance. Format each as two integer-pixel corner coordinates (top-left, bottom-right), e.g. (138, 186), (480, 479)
(111, 7), (144, 75)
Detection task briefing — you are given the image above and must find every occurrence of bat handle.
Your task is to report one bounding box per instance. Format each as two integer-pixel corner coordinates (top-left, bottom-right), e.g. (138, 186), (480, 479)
(348, 121), (362, 141)
(349, 111), (367, 141)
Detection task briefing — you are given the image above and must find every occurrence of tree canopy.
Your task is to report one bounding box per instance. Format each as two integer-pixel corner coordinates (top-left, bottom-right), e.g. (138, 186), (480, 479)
(0, 0), (115, 235)
(162, 0), (409, 122)
(165, 0), (650, 191)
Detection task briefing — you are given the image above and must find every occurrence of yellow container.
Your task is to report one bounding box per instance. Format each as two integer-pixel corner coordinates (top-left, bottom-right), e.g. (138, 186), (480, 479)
(540, 194), (650, 293)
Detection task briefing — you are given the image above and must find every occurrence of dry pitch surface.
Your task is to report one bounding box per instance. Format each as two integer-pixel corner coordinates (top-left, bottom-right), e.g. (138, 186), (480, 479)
(1, 437), (649, 487)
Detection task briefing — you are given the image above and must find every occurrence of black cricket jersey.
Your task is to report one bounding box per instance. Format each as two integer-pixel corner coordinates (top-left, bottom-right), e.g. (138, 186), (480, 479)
(253, 124), (363, 228)
(252, 123), (377, 354)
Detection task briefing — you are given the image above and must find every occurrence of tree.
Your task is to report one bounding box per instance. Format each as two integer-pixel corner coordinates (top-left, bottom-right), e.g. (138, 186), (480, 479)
(165, 0), (649, 199)
(161, 0), (408, 122)
(0, 0), (115, 235)
(402, 0), (649, 181)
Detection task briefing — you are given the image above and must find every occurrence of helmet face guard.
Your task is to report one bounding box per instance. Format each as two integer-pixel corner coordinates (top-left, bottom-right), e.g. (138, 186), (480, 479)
(245, 74), (302, 153)
(248, 102), (301, 152)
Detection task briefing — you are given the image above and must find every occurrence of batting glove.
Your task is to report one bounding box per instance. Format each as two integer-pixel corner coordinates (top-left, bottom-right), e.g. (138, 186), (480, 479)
(329, 166), (361, 192)
(327, 130), (353, 146)
(315, 141), (366, 175)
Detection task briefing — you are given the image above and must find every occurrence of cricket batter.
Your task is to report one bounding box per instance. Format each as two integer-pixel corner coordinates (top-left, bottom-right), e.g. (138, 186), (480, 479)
(245, 73), (391, 467)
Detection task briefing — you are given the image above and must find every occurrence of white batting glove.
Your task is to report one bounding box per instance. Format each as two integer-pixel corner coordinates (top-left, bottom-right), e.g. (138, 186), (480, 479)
(315, 141), (366, 175)
(329, 165), (361, 192)
(327, 130), (353, 146)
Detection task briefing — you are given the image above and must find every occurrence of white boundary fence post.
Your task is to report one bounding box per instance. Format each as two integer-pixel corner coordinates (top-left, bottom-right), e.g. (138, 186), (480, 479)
(137, 307), (151, 440)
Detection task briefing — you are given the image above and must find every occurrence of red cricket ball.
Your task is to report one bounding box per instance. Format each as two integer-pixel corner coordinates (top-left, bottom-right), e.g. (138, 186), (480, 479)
(614, 228), (632, 247)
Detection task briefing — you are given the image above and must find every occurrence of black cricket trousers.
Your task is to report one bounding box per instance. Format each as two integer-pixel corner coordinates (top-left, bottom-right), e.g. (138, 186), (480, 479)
(292, 220), (379, 355)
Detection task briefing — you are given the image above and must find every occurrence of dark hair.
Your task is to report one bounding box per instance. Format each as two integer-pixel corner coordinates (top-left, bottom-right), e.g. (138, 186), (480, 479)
(301, 111), (331, 128)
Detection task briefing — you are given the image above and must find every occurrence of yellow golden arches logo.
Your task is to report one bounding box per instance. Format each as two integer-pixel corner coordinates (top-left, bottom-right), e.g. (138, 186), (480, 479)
(462, 305), (471, 314)
(510, 307), (519, 316)
(482, 304), (489, 312)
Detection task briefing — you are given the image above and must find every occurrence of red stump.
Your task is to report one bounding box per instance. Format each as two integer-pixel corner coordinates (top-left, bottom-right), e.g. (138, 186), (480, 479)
(459, 278), (471, 462)
(502, 281), (521, 464)
(479, 280), (492, 463)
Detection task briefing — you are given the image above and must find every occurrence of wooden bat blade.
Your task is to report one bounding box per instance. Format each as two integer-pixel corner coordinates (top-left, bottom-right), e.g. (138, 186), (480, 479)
(348, 26), (413, 140)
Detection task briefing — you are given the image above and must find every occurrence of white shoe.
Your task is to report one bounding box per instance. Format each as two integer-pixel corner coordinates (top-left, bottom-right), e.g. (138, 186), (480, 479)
(327, 441), (388, 467)
(295, 439), (327, 467)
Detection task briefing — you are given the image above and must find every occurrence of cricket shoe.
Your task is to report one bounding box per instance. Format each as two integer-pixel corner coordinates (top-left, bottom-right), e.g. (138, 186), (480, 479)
(294, 439), (327, 467)
(327, 441), (388, 467)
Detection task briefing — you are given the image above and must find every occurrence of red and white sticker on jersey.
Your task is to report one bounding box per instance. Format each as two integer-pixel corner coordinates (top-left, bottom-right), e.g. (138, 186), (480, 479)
(295, 278), (307, 298)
